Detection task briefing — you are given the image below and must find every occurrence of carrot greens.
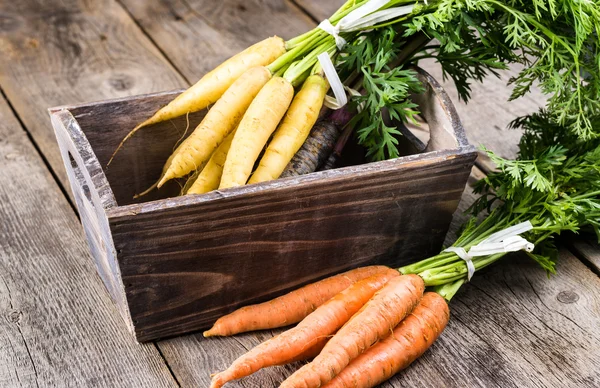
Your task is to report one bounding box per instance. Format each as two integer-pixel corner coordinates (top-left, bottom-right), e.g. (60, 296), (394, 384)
(337, 27), (426, 160)
(331, 0), (600, 161)
(406, 0), (600, 140)
(400, 111), (600, 300)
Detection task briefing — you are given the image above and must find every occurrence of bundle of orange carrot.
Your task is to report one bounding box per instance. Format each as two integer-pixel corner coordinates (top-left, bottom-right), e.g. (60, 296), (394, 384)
(204, 266), (449, 388)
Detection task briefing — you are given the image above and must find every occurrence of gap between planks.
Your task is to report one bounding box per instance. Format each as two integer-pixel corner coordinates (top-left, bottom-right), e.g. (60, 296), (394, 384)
(113, 0), (193, 85)
(0, 3), (190, 379)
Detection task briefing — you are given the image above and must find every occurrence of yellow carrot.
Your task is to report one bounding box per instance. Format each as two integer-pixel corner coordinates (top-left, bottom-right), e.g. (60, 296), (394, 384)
(108, 36), (286, 166)
(158, 66), (272, 187)
(219, 77), (294, 189)
(248, 75), (329, 184)
(186, 128), (237, 195)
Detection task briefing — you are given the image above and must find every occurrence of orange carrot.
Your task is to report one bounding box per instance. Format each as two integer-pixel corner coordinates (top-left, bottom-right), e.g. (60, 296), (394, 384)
(323, 292), (450, 388)
(281, 335), (330, 365)
(279, 274), (425, 388)
(204, 266), (398, 337)
(209, 272), (398, 388)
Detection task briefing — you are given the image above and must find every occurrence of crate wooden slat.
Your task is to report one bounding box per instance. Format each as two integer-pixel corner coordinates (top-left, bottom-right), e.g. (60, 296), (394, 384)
(49, 69), (477, 341)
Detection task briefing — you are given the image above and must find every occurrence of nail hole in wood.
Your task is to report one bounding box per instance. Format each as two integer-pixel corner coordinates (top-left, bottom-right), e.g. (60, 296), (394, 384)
(557, 290), (579, 304)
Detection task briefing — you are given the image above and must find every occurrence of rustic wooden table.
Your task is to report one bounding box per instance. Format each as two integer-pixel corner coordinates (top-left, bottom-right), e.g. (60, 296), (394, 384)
(1, 1), (599, 387)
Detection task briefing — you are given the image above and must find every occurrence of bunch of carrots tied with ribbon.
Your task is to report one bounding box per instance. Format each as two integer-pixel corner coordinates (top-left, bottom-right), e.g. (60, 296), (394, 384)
(202, 111), (599, 388)
(109, 0), (600, 196)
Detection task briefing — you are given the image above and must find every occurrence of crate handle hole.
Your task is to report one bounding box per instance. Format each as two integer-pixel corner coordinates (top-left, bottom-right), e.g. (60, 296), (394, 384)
(67, 151), (94, 207)
(82, 183), (93, 204)
(68, 151), (78, 169)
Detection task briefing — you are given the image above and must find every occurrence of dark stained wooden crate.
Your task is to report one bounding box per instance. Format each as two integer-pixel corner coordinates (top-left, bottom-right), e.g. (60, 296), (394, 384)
(49, 68), (477, 342)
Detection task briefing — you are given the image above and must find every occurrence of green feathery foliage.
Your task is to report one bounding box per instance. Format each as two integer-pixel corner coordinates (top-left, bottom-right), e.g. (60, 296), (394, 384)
(406, 0), (600, 140)
(400, 111), (600, 298)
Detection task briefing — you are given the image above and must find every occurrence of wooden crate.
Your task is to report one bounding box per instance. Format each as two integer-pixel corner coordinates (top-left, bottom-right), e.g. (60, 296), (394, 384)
(49, 68), (476, 342)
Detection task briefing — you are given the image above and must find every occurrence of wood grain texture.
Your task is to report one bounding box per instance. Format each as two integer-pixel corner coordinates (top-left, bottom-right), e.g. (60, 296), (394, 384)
(118, 0), (316, 81)
(394, 249), (600, 388)
(50, 67), (465, 207)
(443, 165), (487, 247)
(289, 0), (546, 171)
(0, 97), (177, 387)
(3, 1), (597, 387)
(54, 89), (208, 205)
(417, 61), (545, 172)
(52, 108), (131, 331)
(0, 0), (186, 192)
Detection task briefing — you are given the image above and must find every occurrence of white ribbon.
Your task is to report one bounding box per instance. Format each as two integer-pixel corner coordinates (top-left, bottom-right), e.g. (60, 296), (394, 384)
(445, 247), (476, 282)
(319, 20), (347, 52)
(318, 0), (416, 50)
(316, 0), (417, 108)
(444, 221), (535, 281)
(318, 52), (348, 109)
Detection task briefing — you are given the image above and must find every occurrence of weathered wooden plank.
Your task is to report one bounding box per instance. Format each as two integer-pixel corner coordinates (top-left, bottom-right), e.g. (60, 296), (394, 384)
(0, 95), (176, 386)
(110, 148), (475, 341)
(397, 248), (600, 387)
(109, 3), (591, 386)
(0, 0), (186, 191)
(3, 3), (589, 388)
(152, 158), (600, 386)
(54, 89), (209, 206)
(50, 66), (474, 341)
(117, 0), (316, 81)
(444, 165), (487, 246)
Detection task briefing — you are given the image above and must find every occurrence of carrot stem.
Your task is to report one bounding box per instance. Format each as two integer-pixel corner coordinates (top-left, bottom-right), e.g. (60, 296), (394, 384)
(433, 279), (465, 301)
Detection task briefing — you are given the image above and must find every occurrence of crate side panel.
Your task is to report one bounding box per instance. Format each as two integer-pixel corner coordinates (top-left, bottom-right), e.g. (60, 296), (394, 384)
(51, 111), (133, 331)
(110, 151), (476, 340)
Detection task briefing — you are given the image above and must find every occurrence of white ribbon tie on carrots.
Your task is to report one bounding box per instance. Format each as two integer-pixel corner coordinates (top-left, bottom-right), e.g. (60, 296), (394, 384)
(324, 85), (362, 111)
(317, 0), (416, 109)
(318, 0), (416, 50)
(318, 53), (349, 109)
(444, 221), (535, 281)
